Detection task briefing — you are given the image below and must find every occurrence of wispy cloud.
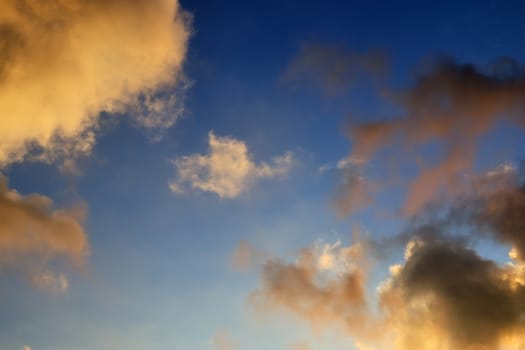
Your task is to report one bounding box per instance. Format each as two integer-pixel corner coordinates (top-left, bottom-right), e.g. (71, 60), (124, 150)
(0, 0), (191, 168)
(347, 56), (525, 215)
(210, 331), (235, 350)
(30, 269), (69, 294)
(283, 42), (387, 94)
(170, 132), (293, 198)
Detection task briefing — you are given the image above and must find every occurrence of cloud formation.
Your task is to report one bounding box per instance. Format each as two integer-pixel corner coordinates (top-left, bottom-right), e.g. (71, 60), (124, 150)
(245, 165), (525, 349)
(0, 0), (190, 167)
(30, 269), (69, 294)
(170, 132), (293, 198)
(0, 175), (89, 289)
(283, 42), (387, 94)
(347, 56), (525, 215)
(210, 331), (235, 350)
(249, 240), (374, 338)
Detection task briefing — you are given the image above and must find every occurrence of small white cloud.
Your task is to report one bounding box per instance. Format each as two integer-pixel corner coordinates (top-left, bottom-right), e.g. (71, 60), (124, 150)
(170, 132), (293, 198)
(319, 156), (366, 173)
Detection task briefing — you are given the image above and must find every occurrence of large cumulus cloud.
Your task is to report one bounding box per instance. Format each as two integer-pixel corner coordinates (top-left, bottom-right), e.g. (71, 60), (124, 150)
(0, 0), (191, 166)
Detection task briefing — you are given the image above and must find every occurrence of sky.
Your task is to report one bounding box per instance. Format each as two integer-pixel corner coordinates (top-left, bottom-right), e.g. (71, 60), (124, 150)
(1, 0), (525, 349)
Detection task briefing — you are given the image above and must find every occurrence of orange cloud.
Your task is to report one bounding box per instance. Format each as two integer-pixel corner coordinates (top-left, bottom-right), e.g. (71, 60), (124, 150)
(0, 175), (89, 290)
(348, 57), (525, 215)
(244, 166), (525, 349)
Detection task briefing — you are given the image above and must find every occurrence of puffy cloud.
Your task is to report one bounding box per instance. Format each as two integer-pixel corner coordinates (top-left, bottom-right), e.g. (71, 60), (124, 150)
(347, 56), (525, 215)
(378, 236), (525, 350)
(245, 166), (525, 349)
(249, 240), (375, 338)
(0, 175), (89, 288)
(170, 132), (293, 198)
(0, 0), (190, 167)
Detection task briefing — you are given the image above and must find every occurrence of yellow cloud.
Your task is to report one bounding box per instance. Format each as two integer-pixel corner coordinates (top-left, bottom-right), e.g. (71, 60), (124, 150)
(0, 0), (191, 166)
(0, 175), (89, 288)
(170, 132), (293, 198)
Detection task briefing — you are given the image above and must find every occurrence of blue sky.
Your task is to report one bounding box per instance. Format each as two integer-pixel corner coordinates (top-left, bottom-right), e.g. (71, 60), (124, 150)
(2, 1), (525, 350)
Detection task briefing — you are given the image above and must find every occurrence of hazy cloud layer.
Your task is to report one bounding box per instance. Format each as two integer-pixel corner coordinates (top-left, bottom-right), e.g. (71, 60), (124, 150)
(284, 42), (387, 94)
(0, 175), (89, 290)
(0, 0), (190, 167)
(210, 331), (235, 350)
(170, 132), (293, 198)
(244, 165), (525, 349)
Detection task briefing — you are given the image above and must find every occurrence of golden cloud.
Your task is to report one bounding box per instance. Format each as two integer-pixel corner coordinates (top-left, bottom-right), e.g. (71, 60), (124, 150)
(0, 175), (89, 289)
(170, 132), (293, 198)
(0, 0), (190, 166)
(244, 165), (525, 349)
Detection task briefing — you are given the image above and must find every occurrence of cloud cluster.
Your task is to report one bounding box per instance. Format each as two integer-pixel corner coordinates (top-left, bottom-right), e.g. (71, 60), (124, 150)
(0, 0), (191, 167)
(245, 165), (525, 349)
(0, 175), (89, 291)
(248, 240), (375, 338)
(170, 132), (293, 198)
(348, 56), (525, 215)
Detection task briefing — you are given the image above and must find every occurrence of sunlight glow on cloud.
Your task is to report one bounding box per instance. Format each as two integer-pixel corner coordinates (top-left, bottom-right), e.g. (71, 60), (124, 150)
(170, 132), (293, 198)
(0, 0), (191, 168)
(0, 175), (89, 289)
(243, 163), (525, 350)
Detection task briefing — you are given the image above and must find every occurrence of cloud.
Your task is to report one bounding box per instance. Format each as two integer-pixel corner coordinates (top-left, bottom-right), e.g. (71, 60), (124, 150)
(0, 175), (89, 288)
(347, 56), (525, 215)
(288, 341), (311, 350)
(333, 165), (373, 217)
(210, 331), (235, 350)
(378, 236), (525, 350)
(30, 269), (69, 294)
(283, 42), (387, 94)
(244, 165), (525, 349)
(0, 0), (191, 167)
(249, 240), (375, 338)
(170, 132), (294, 198)
(230, 240), (269, 271)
